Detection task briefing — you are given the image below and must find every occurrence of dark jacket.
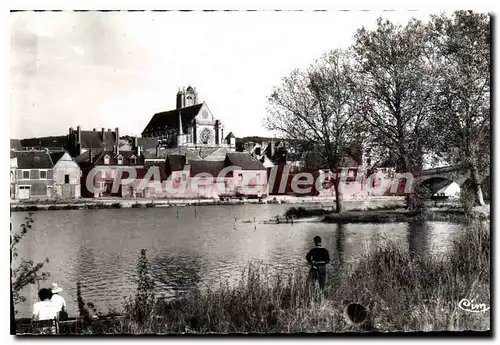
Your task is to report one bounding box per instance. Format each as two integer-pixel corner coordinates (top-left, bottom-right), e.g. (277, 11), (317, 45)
(306, 246), (330, 266)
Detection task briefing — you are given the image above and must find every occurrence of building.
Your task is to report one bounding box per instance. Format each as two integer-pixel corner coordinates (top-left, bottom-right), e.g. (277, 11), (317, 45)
(141, 86), (236, 151)
(11, 150), (55, 200)
(10, 156), (17, 199)
(76, 146), (145, 198)
(10, 149), (81, 200)
(50, 151), (82, 199)
(159, 151), (268, 199)
(67, 126), (120, 157)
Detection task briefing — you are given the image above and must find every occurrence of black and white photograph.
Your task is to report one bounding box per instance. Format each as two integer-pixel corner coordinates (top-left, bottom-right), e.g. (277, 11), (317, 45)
(8, 7), (491, 336)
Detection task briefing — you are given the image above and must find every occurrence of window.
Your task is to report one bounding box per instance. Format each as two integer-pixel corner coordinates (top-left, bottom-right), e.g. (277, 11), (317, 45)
(40, 170), (47, 179)
(64, 174), (70, 184)
(104, 155), (110, 165)
(117, 156), (123, 165)
(22, 170), (30, 180)
(130, 156), (137, 165)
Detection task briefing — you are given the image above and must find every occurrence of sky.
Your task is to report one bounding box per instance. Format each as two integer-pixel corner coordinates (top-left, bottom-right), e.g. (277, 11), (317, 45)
(10, 10), (440, 140)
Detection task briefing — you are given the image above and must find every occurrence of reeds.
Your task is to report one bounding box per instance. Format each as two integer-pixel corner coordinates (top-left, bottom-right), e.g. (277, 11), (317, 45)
(82, 222), (490, 334)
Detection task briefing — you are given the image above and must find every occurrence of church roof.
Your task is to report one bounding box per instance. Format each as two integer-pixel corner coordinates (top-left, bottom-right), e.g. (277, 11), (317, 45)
(142, 104), (203, 135)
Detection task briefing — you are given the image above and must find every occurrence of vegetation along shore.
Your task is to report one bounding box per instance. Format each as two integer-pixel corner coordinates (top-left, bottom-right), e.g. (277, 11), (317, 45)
(15, 221), (490, 334)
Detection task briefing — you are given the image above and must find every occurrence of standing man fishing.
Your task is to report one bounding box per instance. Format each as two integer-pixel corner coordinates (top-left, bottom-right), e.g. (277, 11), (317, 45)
(306, 236), (330, 290)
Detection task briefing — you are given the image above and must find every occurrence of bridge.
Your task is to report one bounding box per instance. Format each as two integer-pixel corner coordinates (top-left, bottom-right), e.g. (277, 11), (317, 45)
(415, 164), (490, 196)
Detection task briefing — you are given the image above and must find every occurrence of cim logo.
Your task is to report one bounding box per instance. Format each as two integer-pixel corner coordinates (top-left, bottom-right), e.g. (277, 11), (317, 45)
(458, 298), (490, 313)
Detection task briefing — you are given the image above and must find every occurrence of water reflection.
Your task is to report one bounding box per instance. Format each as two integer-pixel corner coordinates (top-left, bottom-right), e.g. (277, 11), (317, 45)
(335, 224), (346, 266)
(151, 251), (204, 298)
(408, 221), (429, 259)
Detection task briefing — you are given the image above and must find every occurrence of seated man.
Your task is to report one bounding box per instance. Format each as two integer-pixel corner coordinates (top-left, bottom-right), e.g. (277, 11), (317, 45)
(50, 283), (67, 320)
(32, 288), (59, 334)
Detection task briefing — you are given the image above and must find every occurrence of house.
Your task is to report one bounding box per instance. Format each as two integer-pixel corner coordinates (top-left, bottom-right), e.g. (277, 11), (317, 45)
(267, 165), (321, 197)
(224, 152), (268, 198)
(141, 86), (236, 151)
(160, 152), (268, 199)
(11, 150), (55, 200)
(76, 147), (146, 198)
(10, 149), (83, 200)
(67, 126), (120, 157)
(50, 151), (82, 199)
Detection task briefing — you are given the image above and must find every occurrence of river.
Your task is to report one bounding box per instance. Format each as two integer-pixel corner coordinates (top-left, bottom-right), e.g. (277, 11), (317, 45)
(11, 202), (466, 318)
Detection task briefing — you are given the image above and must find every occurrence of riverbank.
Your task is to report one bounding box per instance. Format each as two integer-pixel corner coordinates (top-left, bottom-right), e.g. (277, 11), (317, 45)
(17, 221), (489, 334)
(267, 204), (490, 224)
(9, 196), (405, 212)
(322, 205), (490, 223)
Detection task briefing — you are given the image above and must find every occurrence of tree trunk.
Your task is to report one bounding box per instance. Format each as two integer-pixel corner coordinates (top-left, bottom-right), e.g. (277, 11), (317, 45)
(470, 164), (486, 206)
(333, 179), (343, 213)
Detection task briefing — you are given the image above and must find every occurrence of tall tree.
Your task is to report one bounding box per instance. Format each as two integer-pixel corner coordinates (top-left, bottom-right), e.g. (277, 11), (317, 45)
(352, 18), (434, 209)
(426, 11), (490, 206)
(265, 49), (363, 213)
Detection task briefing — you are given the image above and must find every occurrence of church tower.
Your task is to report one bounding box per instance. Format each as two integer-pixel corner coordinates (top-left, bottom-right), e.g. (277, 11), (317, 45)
(176, 86), (198, 109)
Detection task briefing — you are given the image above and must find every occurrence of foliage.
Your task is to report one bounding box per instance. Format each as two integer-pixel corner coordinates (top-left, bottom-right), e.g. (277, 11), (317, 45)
(426, 11), (491, 205)
(352, 18), (434, 175)
(77, 280), (91, 323)
(123, 249), (157, 324)
(265, 49), (365, 213)
(11, 212), (50, 306)
(284, 207), (332, 219)
(86, 222), (489, 334)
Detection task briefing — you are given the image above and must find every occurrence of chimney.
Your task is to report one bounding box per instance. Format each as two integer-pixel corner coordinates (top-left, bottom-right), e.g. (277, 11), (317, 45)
(101, 127), (105, 140)
(115, 127), (119, 147)
(134, 137), (139, 148)
(271, 138), (275, 158)
(137, 145), (141, 157)
(69, 127), (74, 135)
(77, 126), (81, 144)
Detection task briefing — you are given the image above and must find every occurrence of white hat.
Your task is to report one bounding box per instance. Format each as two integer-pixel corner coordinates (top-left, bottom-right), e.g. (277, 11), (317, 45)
(51, 282), (63, 293)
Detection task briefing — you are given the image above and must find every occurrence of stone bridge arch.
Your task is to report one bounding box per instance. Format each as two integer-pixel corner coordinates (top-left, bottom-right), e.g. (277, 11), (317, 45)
(415, 165), (471, 196)
(415, 165), (490, 200)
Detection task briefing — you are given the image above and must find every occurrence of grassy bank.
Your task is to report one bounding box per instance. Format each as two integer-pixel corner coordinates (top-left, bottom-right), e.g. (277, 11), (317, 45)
(46, 221), (489, 334)
(322, 206), (489, 224)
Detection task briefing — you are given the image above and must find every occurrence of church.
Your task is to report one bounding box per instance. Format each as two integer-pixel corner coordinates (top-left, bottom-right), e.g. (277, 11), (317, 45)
(141, 86), (236, 151)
